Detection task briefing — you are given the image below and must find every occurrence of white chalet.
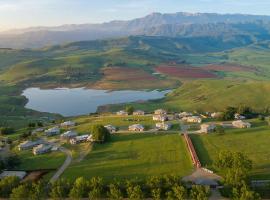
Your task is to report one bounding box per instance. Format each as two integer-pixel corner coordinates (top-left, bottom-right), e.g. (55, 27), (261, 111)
(60, 121), (76, 127)
(133, 110), (145, 116)
(60, 130), (78, 140)
(18, 140), (43, 151)
(154, 109), (167, 115)
(45, 127), (60, 136)
(182, 116), (202, 123)
(104, 125), (117, 133)
(116, 110), (128, 116)
(232, 120), (251, 128)
(33, 144), (52, 155)
(234, 113), (246, 120)
(156, 122), (172, 131)
(153, 114), (168, 122)
(200, 124), (216, 133)
(179, 112), (193, 118)
(129, 124), (145, 132)
(70, 134), (90, 145)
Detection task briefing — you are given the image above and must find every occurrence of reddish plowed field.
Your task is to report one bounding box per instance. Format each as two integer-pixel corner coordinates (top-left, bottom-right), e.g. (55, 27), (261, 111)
(203, 64), (256, 72)
(102, 67), (156, 81)
(156, 66), (217, 78)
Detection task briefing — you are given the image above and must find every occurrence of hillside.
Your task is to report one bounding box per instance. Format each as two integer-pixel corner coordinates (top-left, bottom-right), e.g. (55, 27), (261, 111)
(107, 80), (270, 113)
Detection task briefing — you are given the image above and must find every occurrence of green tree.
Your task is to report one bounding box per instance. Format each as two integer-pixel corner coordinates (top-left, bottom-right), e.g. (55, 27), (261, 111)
(10, 184), (30, 199)
(69, 177), (89, 199)
(125, 106), (134, 115)
(107, 183), (123, 200)
(88, 177), (103, 199)
(190, 185), (211, 200)
(91, 125), (111, 143)
(147, 176), (162, 200)
(0, 176), (20, 198)
(221, 106), (237, 121)
(29, 181), (46, 200)
(49, 179), (71, 200)
(172, 185), (187, 200)
(232, 181), (261, 200)
(126, 181), (144, 200)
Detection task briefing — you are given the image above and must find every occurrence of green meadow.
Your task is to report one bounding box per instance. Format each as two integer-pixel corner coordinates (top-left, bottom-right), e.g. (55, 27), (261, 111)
(63, 133), (193, 182)
(190, 120), (270, 179)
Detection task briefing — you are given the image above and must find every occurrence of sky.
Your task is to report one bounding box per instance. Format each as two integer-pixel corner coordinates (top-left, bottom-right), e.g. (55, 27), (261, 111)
(0, 0), (270, 30)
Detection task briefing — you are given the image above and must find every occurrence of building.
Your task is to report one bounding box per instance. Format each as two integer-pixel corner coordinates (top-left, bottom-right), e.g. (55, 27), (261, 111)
(179, 112), (193, 118)
(200, 124), (216, 133)
(18, 140), (42, 151)
(182, 116), (202, 123)
(45, 127), (60, 136)
(60, 130), (78, 140)
(60, 121), (76, 128)
(70, 134), (90, 144)
(232, 120), (251, 128)
(104, 125), (117, 133)
(0, 171), (27, 180)
(116, 110), (128, 116)
(133, 110), (145, 116)
(234, 113), (246, 120)
(154, 109), (167, 115)
(129, 124), (145, 132)
(156, 122), (172, 130)
(31, 128), (44, 135)
(33, 144), (52, 155)
(211, 112), (223, 119)
(153, 114), (168, 122)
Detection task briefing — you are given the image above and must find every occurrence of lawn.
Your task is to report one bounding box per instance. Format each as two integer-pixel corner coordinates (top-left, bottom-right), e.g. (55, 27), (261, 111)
(190, 121), (270, 179)
(15, 150), (66, 171)
(62, 132), (193, 182)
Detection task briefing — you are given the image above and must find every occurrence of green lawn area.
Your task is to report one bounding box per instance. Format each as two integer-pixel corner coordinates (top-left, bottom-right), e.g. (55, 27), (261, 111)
(15, 150), (66, 171)
(190, 121), (270, 179)
(62, 132), (193, 182)
(73, 115), (180, 132)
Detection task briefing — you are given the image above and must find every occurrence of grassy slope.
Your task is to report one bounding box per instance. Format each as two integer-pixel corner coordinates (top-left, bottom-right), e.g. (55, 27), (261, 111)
(110, 80), (270, 113)
(190, 120), (270, 179)
(63, 133), (193, 181)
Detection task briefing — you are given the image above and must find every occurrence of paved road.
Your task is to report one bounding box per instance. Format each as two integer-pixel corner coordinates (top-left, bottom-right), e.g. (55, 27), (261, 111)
(50, 147), (72, 182)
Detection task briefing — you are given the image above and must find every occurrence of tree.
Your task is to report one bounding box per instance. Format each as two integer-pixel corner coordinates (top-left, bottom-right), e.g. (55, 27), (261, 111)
(10, 183), (30, 199)
(49, 179), (71, 200)
(69, 177), (89, 199)
(126, 181), (144, 200)
(0, 176), (20, 198)
(107, 183), (123, 200)
(88, 177), (103, 199)
(147, 176), (162, 200)
(190, 185), (211, 200)
(125, 106), (134, 115)
(232, 181), (261, 200)
(29, 181), (46, 200)
(221, 107), (237, 121)
(172, 185), (187, 200)
(91, 125), (110, 143)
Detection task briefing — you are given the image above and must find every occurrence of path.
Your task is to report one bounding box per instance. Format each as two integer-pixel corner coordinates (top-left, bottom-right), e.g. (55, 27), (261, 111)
(50, 146), (72, 182)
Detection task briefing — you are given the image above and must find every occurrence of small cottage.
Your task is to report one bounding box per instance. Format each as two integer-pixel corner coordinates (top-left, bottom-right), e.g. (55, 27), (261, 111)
(33, 144), (52, 155)
(156, 122), (172, 131)
(182, 116), (202, 123)
(200, 124), (216, 133)
(18, 140), (43, 151)
(179, 112), (193, 118)
(45, 127), (60, 136)
(153, 114), (168, 122)
(154, 109), (167, 115)
(133, 110), (145, 116)
(129, 124), (145, 132)
(104, 125), (117, 133)
(232, 120), (251, 128)
(116, 110), (128, 116)
(70, 134), (90, 144)
(60, 121), (76, 128)
(60, 130), (78, 140)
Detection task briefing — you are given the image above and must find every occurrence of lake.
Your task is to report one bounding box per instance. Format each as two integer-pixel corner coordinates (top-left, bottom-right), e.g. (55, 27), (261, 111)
(22, 88), (170, 116)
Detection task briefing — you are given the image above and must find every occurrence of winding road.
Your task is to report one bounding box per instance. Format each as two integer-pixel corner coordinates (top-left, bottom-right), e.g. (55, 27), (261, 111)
(50, 146), (72, 182)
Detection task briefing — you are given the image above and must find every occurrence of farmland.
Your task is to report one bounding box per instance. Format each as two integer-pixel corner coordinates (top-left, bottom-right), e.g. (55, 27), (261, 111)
(62, 132), (193, 182)
(190, 120), (270, 179)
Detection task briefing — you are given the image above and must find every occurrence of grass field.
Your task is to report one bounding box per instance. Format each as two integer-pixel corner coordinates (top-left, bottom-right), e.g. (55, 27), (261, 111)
(190, 120), (270, 179)
(15, 151), (66, 171)
(62, 133), (193, 181)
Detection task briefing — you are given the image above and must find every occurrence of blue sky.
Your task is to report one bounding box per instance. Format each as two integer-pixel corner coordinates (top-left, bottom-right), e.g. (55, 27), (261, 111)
(0, 0), (270, 30)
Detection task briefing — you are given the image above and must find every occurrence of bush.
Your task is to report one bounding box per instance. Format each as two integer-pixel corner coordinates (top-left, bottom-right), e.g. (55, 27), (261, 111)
(0, 127), (15, 135)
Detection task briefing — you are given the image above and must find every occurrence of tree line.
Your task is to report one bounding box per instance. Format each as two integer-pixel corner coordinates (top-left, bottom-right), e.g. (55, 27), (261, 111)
(0, 175), (211, 200)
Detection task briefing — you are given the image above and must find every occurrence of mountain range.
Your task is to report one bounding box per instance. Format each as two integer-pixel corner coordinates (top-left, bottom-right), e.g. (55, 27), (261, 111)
(1, 12), (270, 48)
